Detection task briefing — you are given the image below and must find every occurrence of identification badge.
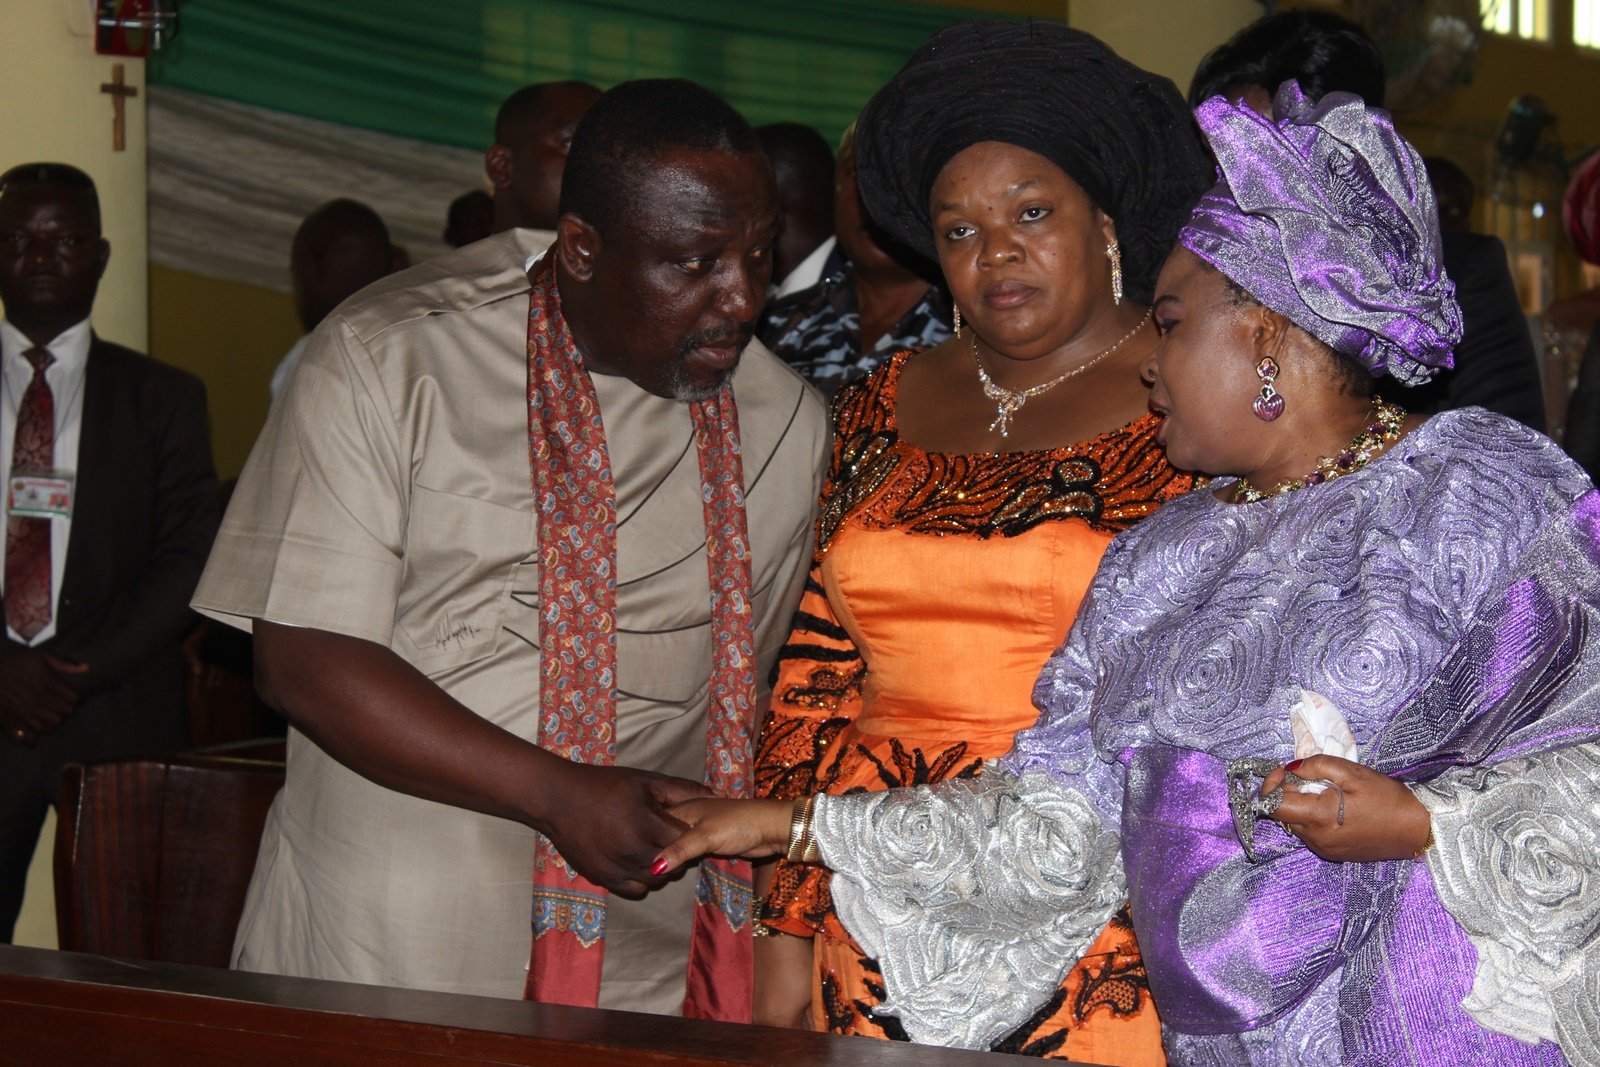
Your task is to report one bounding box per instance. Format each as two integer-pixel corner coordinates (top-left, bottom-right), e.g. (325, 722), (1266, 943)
(7, 469), (74, 519)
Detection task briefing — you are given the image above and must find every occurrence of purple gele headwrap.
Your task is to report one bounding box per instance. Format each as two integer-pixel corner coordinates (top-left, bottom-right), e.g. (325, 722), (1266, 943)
(1180, 83), (1463, 384)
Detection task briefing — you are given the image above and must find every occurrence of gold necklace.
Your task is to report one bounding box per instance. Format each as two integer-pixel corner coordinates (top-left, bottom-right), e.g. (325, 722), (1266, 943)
(973, 310), (1151, 438)
(1230, 398), (1406, 503)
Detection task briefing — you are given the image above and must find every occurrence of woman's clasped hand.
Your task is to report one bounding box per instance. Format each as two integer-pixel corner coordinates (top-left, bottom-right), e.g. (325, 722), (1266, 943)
(1260, 755), (1434, 863)
(650, 797), (791, 875)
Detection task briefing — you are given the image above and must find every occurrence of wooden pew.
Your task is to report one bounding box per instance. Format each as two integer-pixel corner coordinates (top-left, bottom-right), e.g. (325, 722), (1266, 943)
(54, 754), (285, 967)
(0, 945), (1089, 1065)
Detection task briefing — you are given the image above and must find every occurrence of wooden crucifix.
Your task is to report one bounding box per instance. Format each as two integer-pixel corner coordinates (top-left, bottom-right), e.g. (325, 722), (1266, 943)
(99, 64), (139, 152)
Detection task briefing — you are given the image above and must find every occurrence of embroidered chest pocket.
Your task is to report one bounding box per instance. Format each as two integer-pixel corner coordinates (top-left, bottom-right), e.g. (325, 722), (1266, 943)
(394, 483), (533, 676)
(614, 563), (717, 708)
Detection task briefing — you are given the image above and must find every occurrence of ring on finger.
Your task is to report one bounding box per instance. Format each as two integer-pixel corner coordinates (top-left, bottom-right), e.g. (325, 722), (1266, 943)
(1251, 786), (1284, 819)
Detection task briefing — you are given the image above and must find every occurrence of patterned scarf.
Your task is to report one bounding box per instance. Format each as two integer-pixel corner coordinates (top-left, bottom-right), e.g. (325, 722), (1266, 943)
(523, 253), (755, 1019)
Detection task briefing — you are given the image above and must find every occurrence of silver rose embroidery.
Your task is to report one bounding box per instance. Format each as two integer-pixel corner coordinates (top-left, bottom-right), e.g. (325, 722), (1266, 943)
(1416, 742), (1600, 1066)
(813, 767), (1124, 1050)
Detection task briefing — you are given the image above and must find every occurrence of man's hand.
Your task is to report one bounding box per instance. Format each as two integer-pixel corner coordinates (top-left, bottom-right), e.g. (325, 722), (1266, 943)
(254, 622), (722, 897)
(0, 646), (86, 745)
(533, 763), (712, 897)
(1263, 755), (1432, 863)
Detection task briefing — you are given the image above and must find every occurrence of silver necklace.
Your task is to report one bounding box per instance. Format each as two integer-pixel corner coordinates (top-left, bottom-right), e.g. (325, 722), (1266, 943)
(972, 310), (1151, 437)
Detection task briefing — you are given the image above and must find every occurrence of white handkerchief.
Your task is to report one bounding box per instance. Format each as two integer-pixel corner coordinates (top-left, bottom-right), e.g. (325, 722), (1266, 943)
(1288, 687), (1359, 793)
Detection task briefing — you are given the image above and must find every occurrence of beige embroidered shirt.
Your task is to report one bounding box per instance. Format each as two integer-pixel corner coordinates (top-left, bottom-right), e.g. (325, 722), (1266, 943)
(193, 228), (828, 1010)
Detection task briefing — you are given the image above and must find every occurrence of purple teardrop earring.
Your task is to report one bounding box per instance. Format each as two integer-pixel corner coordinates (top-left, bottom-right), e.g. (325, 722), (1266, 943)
(1253, 356), (1285, 421)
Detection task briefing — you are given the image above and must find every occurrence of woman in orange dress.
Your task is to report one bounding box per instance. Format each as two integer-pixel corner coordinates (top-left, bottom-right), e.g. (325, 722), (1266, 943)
(748, 22), (1213, 1062)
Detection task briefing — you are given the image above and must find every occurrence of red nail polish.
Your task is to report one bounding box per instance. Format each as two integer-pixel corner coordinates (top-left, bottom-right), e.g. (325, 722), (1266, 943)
(650, 857), (669, 876)
(1285, 759), (1305, 773)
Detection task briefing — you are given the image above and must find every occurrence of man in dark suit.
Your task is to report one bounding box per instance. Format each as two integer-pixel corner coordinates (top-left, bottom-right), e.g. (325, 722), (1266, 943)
(0, 162), (218, 942)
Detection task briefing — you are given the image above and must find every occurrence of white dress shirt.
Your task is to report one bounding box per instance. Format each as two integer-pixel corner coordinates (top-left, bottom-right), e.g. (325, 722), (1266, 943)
(1, 317), (91, 645)
(773, 236), (837, 299)
(268, 334), (309, 408)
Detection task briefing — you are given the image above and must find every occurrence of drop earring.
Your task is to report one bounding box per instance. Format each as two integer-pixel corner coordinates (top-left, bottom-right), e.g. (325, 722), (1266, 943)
(1106, 240), (1123, 306)
(1253, 356), (1285, 421)
(953, 302), (963, 337)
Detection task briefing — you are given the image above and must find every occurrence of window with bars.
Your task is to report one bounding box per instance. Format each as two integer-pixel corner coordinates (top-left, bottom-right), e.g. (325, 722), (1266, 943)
(1482, 0), (1552, 40)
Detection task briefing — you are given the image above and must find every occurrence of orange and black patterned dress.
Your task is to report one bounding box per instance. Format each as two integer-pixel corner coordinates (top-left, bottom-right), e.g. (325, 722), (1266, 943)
(756, 351), (1194, 1062)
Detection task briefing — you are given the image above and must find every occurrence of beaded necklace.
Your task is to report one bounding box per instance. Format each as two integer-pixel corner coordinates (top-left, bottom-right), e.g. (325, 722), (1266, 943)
(1230, 398), (1406, 504)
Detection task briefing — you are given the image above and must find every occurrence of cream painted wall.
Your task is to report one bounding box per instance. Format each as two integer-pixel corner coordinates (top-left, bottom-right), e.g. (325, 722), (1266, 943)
(1070, 0), (1259, 89)
(15, 812), (56, 950)
(1, 0), (148, 350)
(150, 263), (300, 480)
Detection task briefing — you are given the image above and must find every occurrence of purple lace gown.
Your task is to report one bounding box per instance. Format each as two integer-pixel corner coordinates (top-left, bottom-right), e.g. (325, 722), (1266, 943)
(811, 410), (1600, 1065)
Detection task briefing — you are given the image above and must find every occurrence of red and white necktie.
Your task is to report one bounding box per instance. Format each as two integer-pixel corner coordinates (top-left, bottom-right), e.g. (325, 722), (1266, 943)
(5, 346), (55, 640)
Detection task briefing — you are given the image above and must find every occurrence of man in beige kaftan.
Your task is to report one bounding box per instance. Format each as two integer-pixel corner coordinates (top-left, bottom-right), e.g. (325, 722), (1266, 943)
(193, 84), (827, 1011)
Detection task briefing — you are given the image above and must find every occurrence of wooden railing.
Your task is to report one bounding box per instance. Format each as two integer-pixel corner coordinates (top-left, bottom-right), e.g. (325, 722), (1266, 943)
(0, 945), (1086, 1066)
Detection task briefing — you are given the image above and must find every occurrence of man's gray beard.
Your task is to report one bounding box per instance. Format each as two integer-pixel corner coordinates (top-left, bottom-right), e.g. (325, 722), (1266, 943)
(668, 360), (734, 403)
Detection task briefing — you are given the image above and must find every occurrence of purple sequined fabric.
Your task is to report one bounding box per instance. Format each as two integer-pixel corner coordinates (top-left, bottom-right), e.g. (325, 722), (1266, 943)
(1180, 84), (1463, 385)
(1004, 409), (1598, 1064)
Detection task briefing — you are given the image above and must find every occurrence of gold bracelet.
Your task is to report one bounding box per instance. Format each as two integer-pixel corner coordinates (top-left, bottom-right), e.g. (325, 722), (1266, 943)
(785, 794), (821, 864)
(1411, 820), (1435, 860)
(784, 795), (814, 863)
(800, 810), (822, 863)
(749, 896), (775, 937)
